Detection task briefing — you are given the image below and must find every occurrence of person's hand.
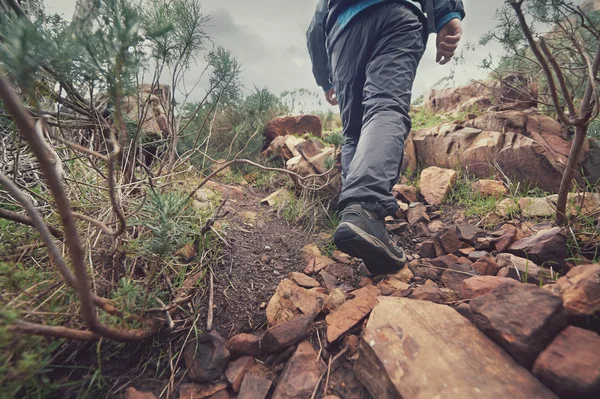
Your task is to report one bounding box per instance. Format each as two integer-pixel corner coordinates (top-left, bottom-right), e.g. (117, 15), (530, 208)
(325, 87), (338, 106)
(436, 18), (463, 65)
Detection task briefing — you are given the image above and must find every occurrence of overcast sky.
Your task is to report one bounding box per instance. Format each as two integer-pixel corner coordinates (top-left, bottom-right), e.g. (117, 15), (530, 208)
(45, 0), (510, 110)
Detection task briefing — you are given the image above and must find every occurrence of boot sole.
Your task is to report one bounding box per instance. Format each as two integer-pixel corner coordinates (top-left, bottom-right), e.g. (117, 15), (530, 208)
(334, 222), (407, 275)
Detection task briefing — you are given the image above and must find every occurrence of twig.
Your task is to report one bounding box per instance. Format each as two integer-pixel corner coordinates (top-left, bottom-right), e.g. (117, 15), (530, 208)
(207, 268), (214, 331)
(155, 297), (174, 330)
(310, 346), (349, 399)
(0, 207), (63, 238)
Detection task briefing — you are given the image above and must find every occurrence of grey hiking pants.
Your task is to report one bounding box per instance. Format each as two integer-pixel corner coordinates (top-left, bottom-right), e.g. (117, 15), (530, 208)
(328, 2), (425, 218)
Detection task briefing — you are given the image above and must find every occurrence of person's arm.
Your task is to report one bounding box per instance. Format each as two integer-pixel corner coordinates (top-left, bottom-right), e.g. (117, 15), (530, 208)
(429, 1), (465, 65)
(307, 0), (332, 93)
(431, 0), (465, 33)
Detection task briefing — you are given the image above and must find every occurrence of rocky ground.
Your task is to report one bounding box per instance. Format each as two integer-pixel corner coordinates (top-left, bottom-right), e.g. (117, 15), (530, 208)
(123, 167), (600, 399)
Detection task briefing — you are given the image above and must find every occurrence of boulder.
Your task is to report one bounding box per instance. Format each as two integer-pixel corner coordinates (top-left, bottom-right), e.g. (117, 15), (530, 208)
(184, 331), (230, 383)
(461, 276), (519, 300)
(225, 357), (255, 393)
(532, 326), (600, 398)
(287, 272), (320, 288)
(263, 115), (322, 145)
(508, 227), (566, 268)
(326, 285), (380, 343)
(392, 184), (418, 203)
(238, 368), (272, 399)
(355, 297), (558, 399)
(406, 202), (430, 225)
(272, 341), (325, 399)
(470, 283), (568, 368)
(472, 180), (508, 197)
(260, 315), (313, 353)
(266, 279), (326, 327)
(424, 81), (496, 114)
(419, 167), (457, 206)
(179, 383), (227, 399)
(226, 334), (261, 358)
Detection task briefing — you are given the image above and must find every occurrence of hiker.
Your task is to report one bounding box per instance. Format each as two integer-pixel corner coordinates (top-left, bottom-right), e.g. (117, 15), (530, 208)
(307, 0), (465, 275)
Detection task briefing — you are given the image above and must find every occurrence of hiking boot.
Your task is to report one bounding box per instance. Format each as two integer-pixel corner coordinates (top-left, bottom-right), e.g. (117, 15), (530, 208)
(333, 203), (407, 275)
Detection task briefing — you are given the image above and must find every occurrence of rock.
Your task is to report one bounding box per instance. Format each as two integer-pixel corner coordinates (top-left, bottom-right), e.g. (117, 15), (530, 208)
(407, 202), (430, 225)
(272, 341), (325, 399)
(331, 250), (352, 264)
(125, 387), (157, 399)
(225, 357), (255, 393)
(472, 180), (508, 197)
(226, 334), (261, 358)
(467, 251), (489, 262)
(378, 279), (411, 296)
(455, 223), (487, 246)
(461, 276), (519, 300)
(304, 256), (336, 274)
(471, 254), (501, 276)
(441, 263), (476, 293)
(424, 81), (494, 114)
(318, 270), (340, 292)
(260, 189), (291, 207)
(459, 246), (476, 256)
(427, 219), (445, 234)
(263, 115), (322, 144)
(324, 263), (353, 279)
(470, 283), (568, 368)
(179, 383), (227, 399)
(386, 221), (408, 234)
(260, 315), (313, 353)
(532, 326), (600, 398)
(238, 368), (272, 399)
(205, 181), (245, 201)
(266, 279), (326, 327)
(509, 227), (567, 268)
(408, 260), (441, 280)
(355, 297), (557, 399)
(299, 243), (321, 263)
(494, 228), (517, 253)
(497, 198), (518, 218)
(419, 167), (457, 206)
(323, 288), (346, 314)
(411, 283), (459, 304)
(496, 253), (543, 284)
(546, 264), (600, 325)
(295, 138), (325, 159)
(500, 72), (539, 108)
(418, 241), (436, 259)
(455, 302), (474, 322)
(392, 184), (418, 203)
(326, 285), (380, 343)
(430, 254), (460, 270)
(433, 228), (461, 256)
(391, 265), (414, 283)
(184, 331), (230, 383)
(287, 272), (320, 288)
(519, 197), (555, 218)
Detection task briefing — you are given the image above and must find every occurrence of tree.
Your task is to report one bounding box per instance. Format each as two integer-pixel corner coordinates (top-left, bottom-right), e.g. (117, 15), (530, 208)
(483, 0), (600, 225)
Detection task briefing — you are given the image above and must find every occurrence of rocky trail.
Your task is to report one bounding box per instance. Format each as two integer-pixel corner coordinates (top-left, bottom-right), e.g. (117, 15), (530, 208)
(125, 172), (600, 399)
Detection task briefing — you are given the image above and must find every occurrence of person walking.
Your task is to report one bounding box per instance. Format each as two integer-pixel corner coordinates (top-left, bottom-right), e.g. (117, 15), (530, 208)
(307, 0), (465, 275)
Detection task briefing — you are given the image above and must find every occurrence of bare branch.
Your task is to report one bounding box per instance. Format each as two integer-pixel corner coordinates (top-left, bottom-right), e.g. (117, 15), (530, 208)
(0, 206), (63, 238)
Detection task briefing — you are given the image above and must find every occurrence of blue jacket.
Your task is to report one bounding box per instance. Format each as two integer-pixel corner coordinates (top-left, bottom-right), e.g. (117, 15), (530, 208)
(307, 0), (465, 91)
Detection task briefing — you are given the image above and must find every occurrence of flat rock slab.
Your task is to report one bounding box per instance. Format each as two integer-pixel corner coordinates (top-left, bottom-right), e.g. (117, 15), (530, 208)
(461, 276), (519, 300)
(470, 283), (567, 368)
(272, 341), (325, 399)
(238, 368), (272, 399)
(419, 166), (457, 206)
(355, 297), (557, 399)
(287, 272), (320, 288)
(326, 285), (380, 343)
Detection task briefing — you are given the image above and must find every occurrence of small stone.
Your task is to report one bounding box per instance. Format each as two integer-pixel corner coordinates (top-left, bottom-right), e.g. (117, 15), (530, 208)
(392, 184), (418, 203)
(519, 197), (554, 218)
(225, 357), (255, 393)
(461, 276), (519, 300)
(407, 202), (430, 225)
(300, 243), (321, 263)
(427, 220), (445, 234)
(430, 254), (460, 270)
(471, 180), (508, 197)
(324, 263), (354, 279)
(319, 270), (340, 292)
(260, 315), (313, 353)
(179, 383), (227, 399)
(266, 279), (326, 327)
(455, 224), (486, 246)
(391, 265), (414, 283)
(433, 228), (462, 256)
(441, 263), (476, 293)
(494, 228), (517, 253)
(472, 254), (501, 276)
(184, 331), (230, 383)
(496, 253), (544, 284)
(326, 285), (380, 343)
(226, 334), (261, 357)
(408, 260), (440, 280)
(497, 198), (518, 218)
(470, 283), (568, 368)
(418, 241), (437, 259)
(387, 222), (409, 234)
(324, 288), (346, 314)
(287, 272), (320, 288)
(272, 341), (325, 399)
(378, 278), (411, 296)
(411, 284), (459, 304)
(509, 227), (567, 268)
(260, 188), (290, 206)
(238, 368), (272, 399)
(467, 251), (490, 262)
(532, 326), (600, 398)
(331, 250), (352, 264)
(419, 167), (457, 206)
(125, 387), (157, 399)
(458, 247), (476, 256)
(304, 255), (336, 274)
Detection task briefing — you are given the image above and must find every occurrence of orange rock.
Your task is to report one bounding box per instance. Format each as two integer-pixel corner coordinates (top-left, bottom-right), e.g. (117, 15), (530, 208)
(461, 276), (518, 300)
(125, 387), (157, 399)
(225, 357), (255, 393)
(471, 180), (508, 197)
(266, 279), (326, 327)
(419, 167), (457, 206)
(303, 255), (336, 274)
(326, 285), (380, 343)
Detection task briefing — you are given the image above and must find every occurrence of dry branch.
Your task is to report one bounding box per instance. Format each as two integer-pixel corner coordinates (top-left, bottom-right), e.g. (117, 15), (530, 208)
(0, 207), (63, 238)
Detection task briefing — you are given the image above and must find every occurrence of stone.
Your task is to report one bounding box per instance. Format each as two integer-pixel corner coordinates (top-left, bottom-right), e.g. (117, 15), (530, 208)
(205, 180), (245, 201)
(303, 256), (336, 274)
(470, 283), (568, 368)
(418, 240), (437, 259)
(326, 285), (380, 343)
(411, 283), (459, 304)
(472, 180), (508, 197)
(546, 264), (600, 325)
(497, 198), (519, 218)
(424, 81), (494, 113)
(427, 219), (445, 234)
(318, 270), (341, 292)
(407, 202), (430, 225)
(391, 265), (414, 283)
(441, 263), (476, 293)
(260, 315), (313, 353)
(260, 189), (291, 207)
(494, 228), (517, 253)
(532, 326), (600, 398)
(287, 272), (319, 288)
(355, 297), (557, 399)
(461, 276), (519, 300)
(467, 251), (489, 262)
(419, 166), (457, 206)
(272, 341), (325, 399)
(509, 227), (567, 268)
(299, 243), (321, 263)
(225, 357), (255, 393)
(408, 260), (440, 280)
(263, 115), (322, 144)
(455, 302), (474, 322)
(125, 388), (157, 399)
(455, 223), (487, 246)
(226, 334), (261, 358)
(184, 331), (230, 383)
(459, 246), (476, 256)
(179, 383), (227, 399)
(392, 184), (418, 203)
(433, 228), (462, 256)
(323, 289), (346, 314)
(496, 253), (544, 284)
(324, 263), (353, 279)
(519, 197), (555, 218)
(266, 279), (326, 327)
(238, 368), (272, 399)
(472, 254), (501, 276)
(378, 279), (411, 296)
(331, 250), (352, 264)
(386, 221), (408, 234)
(430, 254), (460, 270)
